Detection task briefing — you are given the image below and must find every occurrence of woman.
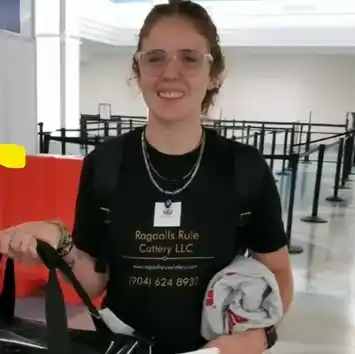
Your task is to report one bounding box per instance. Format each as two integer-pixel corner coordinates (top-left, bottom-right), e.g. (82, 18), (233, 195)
(0, 1), (293, 354)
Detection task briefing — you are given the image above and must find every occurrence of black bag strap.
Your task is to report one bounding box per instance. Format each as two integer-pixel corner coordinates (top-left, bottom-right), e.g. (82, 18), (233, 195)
(90, 134), (126, 274)
(36, 240), (113, 354)
(36, 240), (102, 320)
(93, 134), (126, 209)
(0, 245), (103, 322)
(0, 242), (107, 354)
(0, 243), (152, 354)
(0, 255), (15, 321)
(36, 241), (153, 353)
(230, 141), (263, 256)
(231, 142), (262, 213)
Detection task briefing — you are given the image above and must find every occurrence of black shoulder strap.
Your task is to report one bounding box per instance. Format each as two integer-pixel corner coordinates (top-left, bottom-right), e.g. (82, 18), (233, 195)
(231, 142), (264, 257)
(232, 142), (257, 213)
(93, 134), (126, 208)
(231, 142), (262, 213)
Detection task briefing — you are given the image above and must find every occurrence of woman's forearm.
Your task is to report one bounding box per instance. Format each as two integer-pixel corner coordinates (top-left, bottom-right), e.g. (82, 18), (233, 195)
(61, 246), (108, 299)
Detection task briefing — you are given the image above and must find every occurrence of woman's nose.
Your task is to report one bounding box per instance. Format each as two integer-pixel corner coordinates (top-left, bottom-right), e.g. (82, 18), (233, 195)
(161, 56), (182, 78)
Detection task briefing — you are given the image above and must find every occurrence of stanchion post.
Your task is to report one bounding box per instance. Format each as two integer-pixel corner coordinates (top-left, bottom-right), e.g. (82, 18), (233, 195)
(79, 117), (85, 141)
(287, 124), (295, 169)
(297, 123), (303, 155)
(269, 130), (277, 172)
(326, 138), (345, 202)
(222, 126), (227, 138)
(301, 122), (312, 164)
(104, 122), (109, 137)
(259, 124), (265, 153)
(287, 154), (304, 255)
(340, 135), (352, 189)
(241, 121), (245, 141)
(301, 144), (327, 223)
(43, 133), (51, 154)
(116, 121), (122, 136)
(60, 128), (66, 155)
(276, 129), (290, 175)
(117, 117), (122, 135)
(345, 134), (352, 180)
(38, 122), (44, 153)
(80, 118), (89, 155)
(253, 132), (258, 148)
(246, 126), (251, 145)
(348, 130), (355, 174)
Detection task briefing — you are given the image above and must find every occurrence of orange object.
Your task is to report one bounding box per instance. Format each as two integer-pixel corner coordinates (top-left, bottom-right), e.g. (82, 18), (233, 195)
(0, 155), (104, 306)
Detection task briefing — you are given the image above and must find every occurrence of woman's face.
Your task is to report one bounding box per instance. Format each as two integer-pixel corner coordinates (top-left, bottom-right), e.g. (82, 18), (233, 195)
(136, 16), (214, 123)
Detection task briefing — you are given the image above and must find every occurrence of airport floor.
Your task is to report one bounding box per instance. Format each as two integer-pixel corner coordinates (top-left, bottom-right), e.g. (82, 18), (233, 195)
(14, 149), (355, 354)
(271, 152), (355, 354)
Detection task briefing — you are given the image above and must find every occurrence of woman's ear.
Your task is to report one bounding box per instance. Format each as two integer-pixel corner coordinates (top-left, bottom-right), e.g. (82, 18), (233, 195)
(209, 69), (226, 91)
(207, 75), (221, 91)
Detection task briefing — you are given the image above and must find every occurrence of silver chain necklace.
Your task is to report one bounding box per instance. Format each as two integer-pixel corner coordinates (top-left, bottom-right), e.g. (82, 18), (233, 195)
(142, 132), (203, 182)
(141, 129), (206, 204)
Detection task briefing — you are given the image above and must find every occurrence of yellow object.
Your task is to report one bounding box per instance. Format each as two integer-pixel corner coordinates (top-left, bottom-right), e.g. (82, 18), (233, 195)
(0, 144), (26, 168)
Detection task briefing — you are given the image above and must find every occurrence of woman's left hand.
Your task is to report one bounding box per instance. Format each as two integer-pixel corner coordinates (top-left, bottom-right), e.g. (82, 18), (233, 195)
(205, 329), (267, 354)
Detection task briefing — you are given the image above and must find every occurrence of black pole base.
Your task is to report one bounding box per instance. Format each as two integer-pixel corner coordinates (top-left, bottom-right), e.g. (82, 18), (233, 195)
(276, 171), (290, 176)
(301, 215), (328, 223)
(325, 196), (345, 202)
(288, 244), (304, 255)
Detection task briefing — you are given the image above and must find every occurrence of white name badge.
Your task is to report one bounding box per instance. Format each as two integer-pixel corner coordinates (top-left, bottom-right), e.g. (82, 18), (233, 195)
(153, 202), (182, 227)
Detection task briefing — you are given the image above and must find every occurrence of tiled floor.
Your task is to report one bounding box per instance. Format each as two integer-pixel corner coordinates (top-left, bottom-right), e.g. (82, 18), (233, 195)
(12, 148), (355, 353)
(271, 151), (355, 353)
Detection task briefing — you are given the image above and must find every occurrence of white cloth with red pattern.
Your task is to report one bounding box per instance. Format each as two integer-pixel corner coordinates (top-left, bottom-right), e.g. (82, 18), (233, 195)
(201, 256), (283, 340)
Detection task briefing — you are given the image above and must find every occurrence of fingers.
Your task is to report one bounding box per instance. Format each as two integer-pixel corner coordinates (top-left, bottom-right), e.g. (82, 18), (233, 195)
(12, 231), (40, 263)
(1, 226), (22, 255)
(0, 228), (40, 263)
(0, 230), (13, 257)
(28, 237), (39, 261)
(0, 221), (63, 264)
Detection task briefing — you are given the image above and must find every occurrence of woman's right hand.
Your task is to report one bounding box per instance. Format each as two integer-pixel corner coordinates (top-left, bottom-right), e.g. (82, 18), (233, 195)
(0, 221), (62, 264)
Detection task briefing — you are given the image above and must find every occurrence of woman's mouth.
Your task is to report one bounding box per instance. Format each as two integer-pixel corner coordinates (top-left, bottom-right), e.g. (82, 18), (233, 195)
(157, 91), (185, 99)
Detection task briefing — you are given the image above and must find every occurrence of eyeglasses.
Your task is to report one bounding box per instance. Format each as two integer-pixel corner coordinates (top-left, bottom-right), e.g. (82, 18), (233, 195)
(135, 49), (214, 77)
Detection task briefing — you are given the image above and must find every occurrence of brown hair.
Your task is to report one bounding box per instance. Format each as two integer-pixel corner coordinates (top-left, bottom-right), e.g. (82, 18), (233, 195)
(132, 0), (225, 115)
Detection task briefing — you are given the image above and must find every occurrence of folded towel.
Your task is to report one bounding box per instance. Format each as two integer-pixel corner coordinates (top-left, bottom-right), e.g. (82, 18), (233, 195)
(201, 256), (283, 340)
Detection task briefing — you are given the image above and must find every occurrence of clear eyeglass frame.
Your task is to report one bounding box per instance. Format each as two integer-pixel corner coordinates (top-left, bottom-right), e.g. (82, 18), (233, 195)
(134, 49), (214, 77)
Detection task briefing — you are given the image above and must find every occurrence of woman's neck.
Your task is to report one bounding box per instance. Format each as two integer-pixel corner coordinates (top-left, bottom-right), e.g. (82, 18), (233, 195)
(145, 114), (203, 155)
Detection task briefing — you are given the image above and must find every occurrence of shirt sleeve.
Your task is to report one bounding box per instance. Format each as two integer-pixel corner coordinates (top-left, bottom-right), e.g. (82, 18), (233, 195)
(71, 152), (107, 272)
(244, 153), (289, 254)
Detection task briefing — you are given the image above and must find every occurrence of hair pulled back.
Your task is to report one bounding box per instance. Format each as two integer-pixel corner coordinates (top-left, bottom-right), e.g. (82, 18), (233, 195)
(132, 0), (225, 115)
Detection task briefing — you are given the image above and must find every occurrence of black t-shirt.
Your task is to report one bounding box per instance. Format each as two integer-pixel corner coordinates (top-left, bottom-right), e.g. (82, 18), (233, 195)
(72, 126), (287, 354)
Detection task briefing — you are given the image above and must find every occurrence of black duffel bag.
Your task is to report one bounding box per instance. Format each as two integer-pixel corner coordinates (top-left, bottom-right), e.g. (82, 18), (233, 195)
(0, 240), (153, 354)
